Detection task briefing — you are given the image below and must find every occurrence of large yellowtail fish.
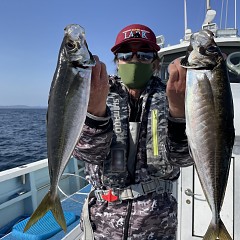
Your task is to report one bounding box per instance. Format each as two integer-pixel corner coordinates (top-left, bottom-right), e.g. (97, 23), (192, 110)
(181, 29), (235, 239)
(24, 24), (95, 232)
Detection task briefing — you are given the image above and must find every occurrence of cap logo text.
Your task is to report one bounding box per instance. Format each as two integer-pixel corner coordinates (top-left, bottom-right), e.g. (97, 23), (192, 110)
(123, 29), (149, 40)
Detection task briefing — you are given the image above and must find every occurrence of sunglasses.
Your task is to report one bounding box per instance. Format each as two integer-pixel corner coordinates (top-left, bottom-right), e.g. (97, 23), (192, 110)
(116, 51), (156, 62)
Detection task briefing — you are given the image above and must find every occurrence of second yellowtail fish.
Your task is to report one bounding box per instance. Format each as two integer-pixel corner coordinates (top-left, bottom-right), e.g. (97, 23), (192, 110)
(181, 29), (235, 240)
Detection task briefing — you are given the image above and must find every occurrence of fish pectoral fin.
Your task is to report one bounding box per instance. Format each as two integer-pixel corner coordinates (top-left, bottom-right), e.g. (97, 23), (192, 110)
(23, 191), (67, 233)
(196, 73), (216, 118)
(197, 73), (214, 103)
(203, 218), (232, 240)
(66, 74), (81, 98)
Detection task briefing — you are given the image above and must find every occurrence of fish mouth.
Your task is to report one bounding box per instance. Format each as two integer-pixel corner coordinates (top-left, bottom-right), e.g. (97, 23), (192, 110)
(180, 52), (216, 69)
(181, 59), (216, 69)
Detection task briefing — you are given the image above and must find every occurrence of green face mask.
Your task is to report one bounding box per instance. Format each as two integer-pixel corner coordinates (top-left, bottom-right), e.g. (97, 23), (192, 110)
(118, 63), (153, 89)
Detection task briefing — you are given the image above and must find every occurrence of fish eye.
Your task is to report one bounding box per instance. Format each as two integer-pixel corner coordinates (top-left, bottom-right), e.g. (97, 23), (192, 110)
(206, 45), (217, 53)
(66, 41), (76, 50)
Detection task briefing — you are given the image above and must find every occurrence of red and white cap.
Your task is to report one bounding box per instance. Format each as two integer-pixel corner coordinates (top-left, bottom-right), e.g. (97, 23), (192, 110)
(111, 24), (160, 53)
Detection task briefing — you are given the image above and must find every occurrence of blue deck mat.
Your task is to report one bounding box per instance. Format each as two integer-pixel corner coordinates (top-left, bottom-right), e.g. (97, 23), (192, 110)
(2, 185), (91, 240)
(11, 211), (76, 240)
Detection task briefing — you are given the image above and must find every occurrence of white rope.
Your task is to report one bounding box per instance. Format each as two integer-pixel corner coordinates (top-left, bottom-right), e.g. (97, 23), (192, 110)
(58, 173), (89, 204)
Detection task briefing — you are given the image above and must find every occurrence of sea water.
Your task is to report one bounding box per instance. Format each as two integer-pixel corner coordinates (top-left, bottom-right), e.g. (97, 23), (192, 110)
(0, 108), (47, 171)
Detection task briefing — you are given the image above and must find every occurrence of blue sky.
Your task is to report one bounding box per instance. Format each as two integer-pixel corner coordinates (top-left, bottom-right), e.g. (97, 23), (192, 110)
(0, 0), (239, 106)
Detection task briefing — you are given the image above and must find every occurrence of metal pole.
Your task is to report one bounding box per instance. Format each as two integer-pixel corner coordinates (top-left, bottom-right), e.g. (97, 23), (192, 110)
(220, 0), (224, 29)
(206, 0), (211, 10)
(225, 0), (229, 29)
(235, 0), (237, 29)
(184, 0), (187, 31)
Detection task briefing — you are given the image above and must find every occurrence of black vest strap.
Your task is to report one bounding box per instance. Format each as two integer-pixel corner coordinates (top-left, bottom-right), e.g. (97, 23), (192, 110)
(102, 92), (130, 187)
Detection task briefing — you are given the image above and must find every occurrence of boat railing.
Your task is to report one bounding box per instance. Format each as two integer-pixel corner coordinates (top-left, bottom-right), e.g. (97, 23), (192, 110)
(0, 157), (87, 235)
(216, 28), (239, 38)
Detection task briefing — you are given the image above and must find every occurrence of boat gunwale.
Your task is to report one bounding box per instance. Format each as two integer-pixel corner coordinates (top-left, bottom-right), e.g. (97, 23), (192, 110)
(0, 159), (48, 183)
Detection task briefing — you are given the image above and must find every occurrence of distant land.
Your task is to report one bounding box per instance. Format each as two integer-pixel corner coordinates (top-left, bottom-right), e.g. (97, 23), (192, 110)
(0, 105), (47, 109)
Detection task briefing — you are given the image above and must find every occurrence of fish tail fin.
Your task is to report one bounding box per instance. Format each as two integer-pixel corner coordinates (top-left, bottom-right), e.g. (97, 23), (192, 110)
(203, 218), (232, 240)
(23, 191), (67, 233)
(51, 194), (67, 232)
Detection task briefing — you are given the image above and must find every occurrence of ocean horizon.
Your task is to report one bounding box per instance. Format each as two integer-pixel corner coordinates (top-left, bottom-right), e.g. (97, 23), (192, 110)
(0, 105), (47, 109)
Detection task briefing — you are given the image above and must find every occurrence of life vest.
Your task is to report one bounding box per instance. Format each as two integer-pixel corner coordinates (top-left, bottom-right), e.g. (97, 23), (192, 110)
(102, 77), (175, 188)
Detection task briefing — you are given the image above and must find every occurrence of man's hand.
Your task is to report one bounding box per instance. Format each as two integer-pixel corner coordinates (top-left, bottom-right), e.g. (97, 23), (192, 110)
(87, 55), (109, 117)
(166, 58), (187, 118)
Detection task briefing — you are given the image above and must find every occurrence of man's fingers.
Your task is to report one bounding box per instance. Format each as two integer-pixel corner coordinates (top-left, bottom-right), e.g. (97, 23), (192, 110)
(90, 56), (109, 96)
(93, 55), (99, 61)
(168, 58), (186, 92)
(91, 55), (101, 80)
(87, 55), (108, 116)
(100, 62), (108, 83)
(175, 58), (186, 83)
(168, 61), (179, 87)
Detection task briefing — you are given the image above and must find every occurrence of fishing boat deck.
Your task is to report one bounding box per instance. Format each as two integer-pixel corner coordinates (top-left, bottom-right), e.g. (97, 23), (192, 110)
(2, 184), (91, 240)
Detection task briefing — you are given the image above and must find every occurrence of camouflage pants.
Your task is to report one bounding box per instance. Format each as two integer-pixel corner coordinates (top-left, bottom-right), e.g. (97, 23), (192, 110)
(81, 192), (177, 240)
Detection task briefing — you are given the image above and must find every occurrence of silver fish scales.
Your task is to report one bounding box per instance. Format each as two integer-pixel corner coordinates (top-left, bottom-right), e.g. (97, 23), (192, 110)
(24, 24), (95, 232)
(182, 30), (235, 240)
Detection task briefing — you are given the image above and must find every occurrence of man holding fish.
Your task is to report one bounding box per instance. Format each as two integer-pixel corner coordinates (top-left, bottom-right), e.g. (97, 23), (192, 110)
(25, 23), (234, 240)
(73, 24), (194, 240)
